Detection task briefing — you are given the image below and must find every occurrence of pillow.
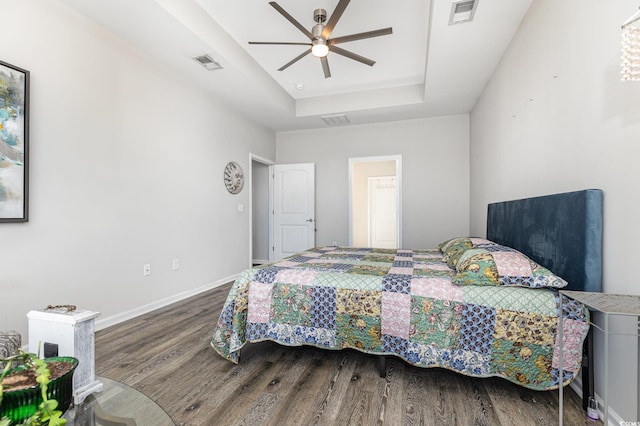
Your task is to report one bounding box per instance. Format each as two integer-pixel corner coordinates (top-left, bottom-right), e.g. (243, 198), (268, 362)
(439, 237), (497, 268)
(452, 244), (567, 288)
(442, 239), (473, 268)
(438, 237), (467, 252)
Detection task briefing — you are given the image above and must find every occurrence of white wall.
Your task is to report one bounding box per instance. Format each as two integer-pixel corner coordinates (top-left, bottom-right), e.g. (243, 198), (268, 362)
(0, 0), (275, 339)
(276, 115), (470, 249)
(470, 0), (640, 420)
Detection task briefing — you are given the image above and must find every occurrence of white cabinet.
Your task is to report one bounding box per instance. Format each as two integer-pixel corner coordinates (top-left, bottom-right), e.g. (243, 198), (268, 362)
(27, 307), (103, 403)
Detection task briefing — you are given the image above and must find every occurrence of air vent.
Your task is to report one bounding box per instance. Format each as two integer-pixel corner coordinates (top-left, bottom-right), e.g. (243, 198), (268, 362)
(192, 54), (223, 71)
(321, 114), (350, 126)
(449, 0), (478, 25)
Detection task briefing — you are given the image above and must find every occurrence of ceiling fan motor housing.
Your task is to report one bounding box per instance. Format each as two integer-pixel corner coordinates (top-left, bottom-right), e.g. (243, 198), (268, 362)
(314, 8), (327, 24)
(312, 23), (324, 39)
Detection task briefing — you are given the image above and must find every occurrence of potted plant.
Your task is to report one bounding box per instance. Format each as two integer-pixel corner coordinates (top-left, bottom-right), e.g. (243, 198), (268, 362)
(0, 350), (78, 426)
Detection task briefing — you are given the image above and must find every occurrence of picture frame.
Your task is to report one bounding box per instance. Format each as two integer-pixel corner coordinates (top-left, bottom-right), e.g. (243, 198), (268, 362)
(0, 60), (29, 223)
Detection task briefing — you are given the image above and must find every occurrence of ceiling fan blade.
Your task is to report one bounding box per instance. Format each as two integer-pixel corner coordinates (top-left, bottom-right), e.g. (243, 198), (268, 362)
(249, 41), (312, 46)
(278, 48), (312, 71)
(269, 2), (314, 40)
(320, 57), (331, 78)
(322, 0), (350, 40)
(329, 45), (375, 67)
(329, 27), (393, 45)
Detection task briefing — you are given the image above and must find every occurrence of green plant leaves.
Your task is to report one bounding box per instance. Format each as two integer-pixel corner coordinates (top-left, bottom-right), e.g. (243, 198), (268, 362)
(0, 350), (67, 426)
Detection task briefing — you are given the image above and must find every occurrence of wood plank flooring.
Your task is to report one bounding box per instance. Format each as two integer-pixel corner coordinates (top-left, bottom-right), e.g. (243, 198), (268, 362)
(95, 282), (598, 426)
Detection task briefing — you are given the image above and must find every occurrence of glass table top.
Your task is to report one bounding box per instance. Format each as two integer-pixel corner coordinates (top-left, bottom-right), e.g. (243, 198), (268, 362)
(64, 376), (175, 426)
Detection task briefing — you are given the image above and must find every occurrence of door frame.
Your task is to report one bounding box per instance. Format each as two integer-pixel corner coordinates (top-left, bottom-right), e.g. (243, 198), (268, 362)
(249, 153), (275, 268)
(348, 155), (402, 248)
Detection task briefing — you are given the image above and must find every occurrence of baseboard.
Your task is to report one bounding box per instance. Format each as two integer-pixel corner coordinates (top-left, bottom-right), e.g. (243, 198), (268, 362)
(569, 375), (582, 399)
(568, 377), (627, 426)
(593, 395), (626, 426)
(252, 259), (269, 265)
(95, 274), (238, 332)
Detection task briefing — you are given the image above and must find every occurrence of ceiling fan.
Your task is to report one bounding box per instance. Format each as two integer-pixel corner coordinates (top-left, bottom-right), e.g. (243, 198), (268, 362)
(248, 0), (393, 78)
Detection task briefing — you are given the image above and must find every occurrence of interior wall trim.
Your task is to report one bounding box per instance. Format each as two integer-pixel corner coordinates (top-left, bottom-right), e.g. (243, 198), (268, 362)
(94, 275), (238, 332)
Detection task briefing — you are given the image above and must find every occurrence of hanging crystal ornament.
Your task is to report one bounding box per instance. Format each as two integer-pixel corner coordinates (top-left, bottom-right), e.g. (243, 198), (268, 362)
(622, 8), (640, 81)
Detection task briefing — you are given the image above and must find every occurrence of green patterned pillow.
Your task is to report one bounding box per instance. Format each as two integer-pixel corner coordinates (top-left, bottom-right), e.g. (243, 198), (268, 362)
(437, 237), (469, 252)
(442, 239), (473, 268)
(452, 245), (567, 288)
(439, 237), (497, 269)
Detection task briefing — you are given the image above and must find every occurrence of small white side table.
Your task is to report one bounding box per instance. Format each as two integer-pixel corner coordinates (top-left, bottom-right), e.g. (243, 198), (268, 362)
(559, 290), (640, 426)
(27, 307), (103, 404)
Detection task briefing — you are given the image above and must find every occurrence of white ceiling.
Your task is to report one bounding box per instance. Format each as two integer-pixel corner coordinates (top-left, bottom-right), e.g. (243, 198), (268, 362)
(58, 0), (532, 132)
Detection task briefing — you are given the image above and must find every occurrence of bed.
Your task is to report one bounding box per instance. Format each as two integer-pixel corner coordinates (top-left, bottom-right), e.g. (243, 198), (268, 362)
(211, 189), (603, 393)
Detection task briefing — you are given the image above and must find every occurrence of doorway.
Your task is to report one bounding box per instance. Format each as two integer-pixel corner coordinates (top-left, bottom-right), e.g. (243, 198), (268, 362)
(250, 157), (316, 266)
(250, 154), (274, 267)
(349, 155), (402, 248)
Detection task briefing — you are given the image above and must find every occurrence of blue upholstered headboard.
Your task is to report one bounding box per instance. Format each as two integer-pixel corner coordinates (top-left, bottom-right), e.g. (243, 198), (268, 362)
(486, 189), (603, 292)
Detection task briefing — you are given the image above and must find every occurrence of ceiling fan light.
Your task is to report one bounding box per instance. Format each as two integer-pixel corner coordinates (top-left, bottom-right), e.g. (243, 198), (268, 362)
(312, 40), (329, 57)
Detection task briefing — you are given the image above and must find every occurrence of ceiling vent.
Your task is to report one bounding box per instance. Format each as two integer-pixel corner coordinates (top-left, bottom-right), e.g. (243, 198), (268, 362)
(192, 54), (223, 71)
(449, 0), (478, 25)
(321, 114), (350, 126)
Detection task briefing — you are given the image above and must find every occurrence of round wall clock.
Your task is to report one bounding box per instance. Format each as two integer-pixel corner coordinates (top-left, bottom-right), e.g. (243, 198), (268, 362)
(223, 161), (244, 194)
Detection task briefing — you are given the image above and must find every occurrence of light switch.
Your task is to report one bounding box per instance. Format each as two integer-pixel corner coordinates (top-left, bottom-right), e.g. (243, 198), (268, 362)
(237, 203), (244, 212)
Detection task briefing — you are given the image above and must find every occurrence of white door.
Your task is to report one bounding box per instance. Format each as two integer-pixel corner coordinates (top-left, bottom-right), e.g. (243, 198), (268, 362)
(369, 176), (397, 248)
(272, 163), (315, 261)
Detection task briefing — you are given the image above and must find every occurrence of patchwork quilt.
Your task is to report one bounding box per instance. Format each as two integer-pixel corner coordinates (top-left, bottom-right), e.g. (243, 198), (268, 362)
(211, 247), (589, 390)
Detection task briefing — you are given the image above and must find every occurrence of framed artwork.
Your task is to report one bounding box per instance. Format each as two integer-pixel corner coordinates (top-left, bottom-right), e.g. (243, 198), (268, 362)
(0, 60), (29, 223)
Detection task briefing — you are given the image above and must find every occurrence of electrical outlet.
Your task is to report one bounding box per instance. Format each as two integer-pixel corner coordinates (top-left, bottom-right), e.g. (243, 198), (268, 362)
(172, 258), (180, 271)
(332, 241), (337, 247)
(143, 264), (151, 276)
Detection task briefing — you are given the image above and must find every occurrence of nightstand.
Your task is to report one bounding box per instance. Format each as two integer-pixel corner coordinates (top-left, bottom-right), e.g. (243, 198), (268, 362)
(558, 290), (640, 426)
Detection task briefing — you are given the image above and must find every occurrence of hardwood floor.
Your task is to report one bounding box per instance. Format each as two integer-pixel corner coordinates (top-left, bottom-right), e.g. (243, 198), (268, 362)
(95, 282), (598, 426)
